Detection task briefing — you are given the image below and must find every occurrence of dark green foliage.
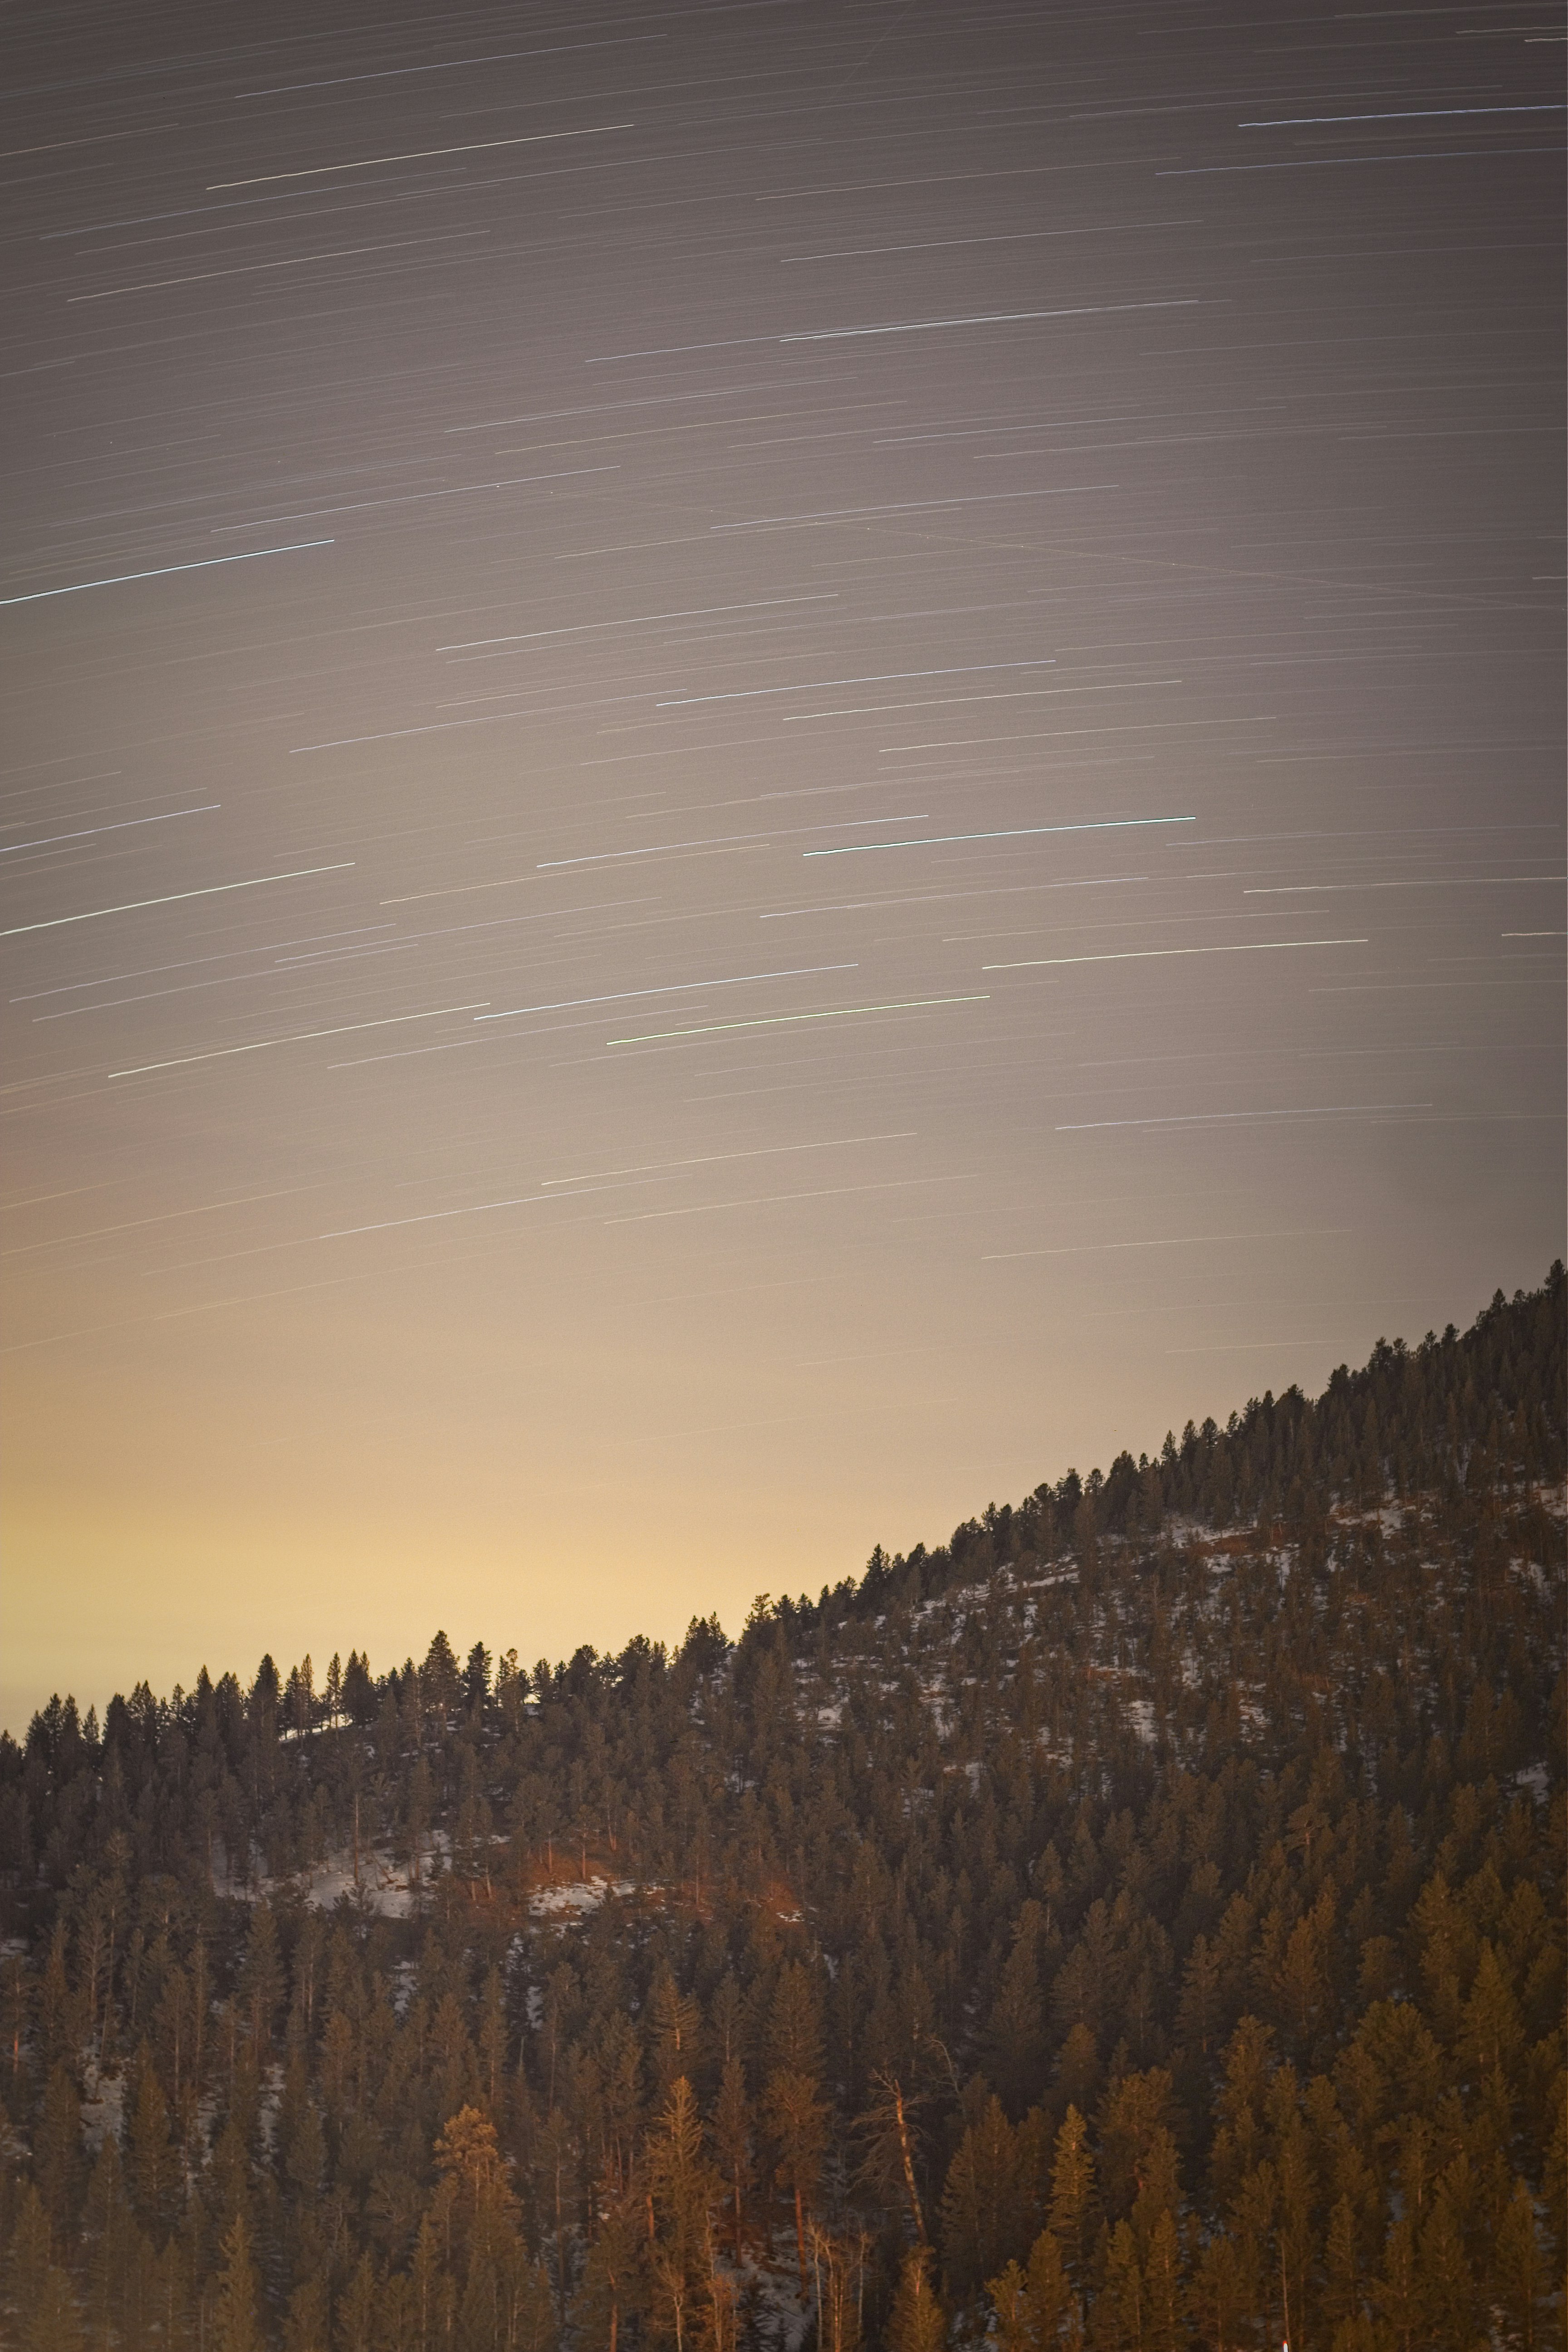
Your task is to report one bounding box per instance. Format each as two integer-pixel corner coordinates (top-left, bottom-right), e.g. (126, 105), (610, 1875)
(0, 1269), (1561, 2349)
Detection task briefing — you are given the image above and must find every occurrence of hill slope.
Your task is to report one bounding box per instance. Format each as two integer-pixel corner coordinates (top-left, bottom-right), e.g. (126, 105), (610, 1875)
(2, 1267), (1563, 2352)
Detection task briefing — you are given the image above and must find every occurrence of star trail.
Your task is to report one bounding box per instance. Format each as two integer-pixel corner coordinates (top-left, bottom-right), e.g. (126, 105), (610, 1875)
(1, 0), (1562, 1728)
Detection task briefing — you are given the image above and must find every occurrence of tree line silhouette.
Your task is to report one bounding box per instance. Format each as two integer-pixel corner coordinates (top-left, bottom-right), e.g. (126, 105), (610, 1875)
(1, 1265), (1563, 2352)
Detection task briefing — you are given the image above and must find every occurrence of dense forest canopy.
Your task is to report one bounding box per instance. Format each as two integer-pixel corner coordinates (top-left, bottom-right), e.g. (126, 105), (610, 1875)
(2, 1266), (1564, 2352)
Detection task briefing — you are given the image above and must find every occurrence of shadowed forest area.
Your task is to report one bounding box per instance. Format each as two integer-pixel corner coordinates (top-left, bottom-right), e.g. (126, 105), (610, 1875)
(2, 1267), (1563, 2352)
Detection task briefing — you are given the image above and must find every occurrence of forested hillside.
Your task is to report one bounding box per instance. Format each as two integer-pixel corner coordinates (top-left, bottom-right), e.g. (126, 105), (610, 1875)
(2, 1269), (1564, 2352)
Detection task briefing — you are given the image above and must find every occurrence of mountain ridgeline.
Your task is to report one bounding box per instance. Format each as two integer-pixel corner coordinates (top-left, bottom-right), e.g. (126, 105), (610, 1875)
(2, 1269), (1564, 2352)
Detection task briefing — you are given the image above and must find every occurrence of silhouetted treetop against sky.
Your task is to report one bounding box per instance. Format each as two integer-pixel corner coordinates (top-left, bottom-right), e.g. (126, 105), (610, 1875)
(1, 1267), (1562, 2351)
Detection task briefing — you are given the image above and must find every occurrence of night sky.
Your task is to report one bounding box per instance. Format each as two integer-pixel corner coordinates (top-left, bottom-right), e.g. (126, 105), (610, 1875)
(3, 0), (1563, 1732)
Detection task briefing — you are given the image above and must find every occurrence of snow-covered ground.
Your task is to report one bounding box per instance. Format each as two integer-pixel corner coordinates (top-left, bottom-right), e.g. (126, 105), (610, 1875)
(209, 1833), (451, 1915)
(79, 2058), (126, 2155)
(529, 1874), (633, 1919)
(297, 1851), (416, 1916)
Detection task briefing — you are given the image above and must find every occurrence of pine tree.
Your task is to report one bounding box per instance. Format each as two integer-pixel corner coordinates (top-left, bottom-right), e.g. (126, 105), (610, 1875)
(1419, 2169), (1477, 2352)
(578, 2185), (646, 2352)
(709, 2058), (752, 2259)
(412, 2210), (456, 2352)
(1192, 2230), (1245, 2352)
(988, 2230), (1071, 2352)
(82, 2133), (134, 2352)
(647, 2078), (721, 2342)
(237, 1903), (284, 2061)
(34, 2063), (84, 2236)
(1323, 2193), (1363, 2333)
(377, 2271), (418, 2352)
(886, 2247), (945, 2352)
(647, 1969), (704, 2105)
(1048, 2105), (1097, 2319)
(939, 2094), (1032, 2297)
(1493, 2176), (1549, 2352)
(8, 2188), (58, 2340)
(478, 1968), (507, 2112)
(761, 2066), (828, 2292)
(211, 2213), (261, 2352)
(1176, 1935), (1222, 2065)
(1098, 2218), (1145, 2352)
(1372, 2214), (1422, 2352)
(338, 2256), (378, 2352)
(765, 1964), (823, 2082)
(281, 2273), (328, 2352)
(26, 2264), (85, 2352)
(1457, 1940), (1523, 2090)
(127, 2051), (176, 2238)
(506, 2248), (557, 2352)
(983, 1904), (1048, 2112)
(1140, 2208), (1184, 2352)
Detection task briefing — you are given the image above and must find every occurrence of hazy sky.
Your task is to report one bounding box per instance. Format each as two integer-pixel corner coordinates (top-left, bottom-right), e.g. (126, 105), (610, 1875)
(2, 0), (1563, 1735)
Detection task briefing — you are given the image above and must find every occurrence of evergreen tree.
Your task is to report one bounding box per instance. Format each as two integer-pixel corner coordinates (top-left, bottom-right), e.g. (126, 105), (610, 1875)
(1048, 2105), (1098, 2319)
(886, 2247), (946, 2352)
(987, 2230), (1071, 2352)
(211, 2214), (261, 2352)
